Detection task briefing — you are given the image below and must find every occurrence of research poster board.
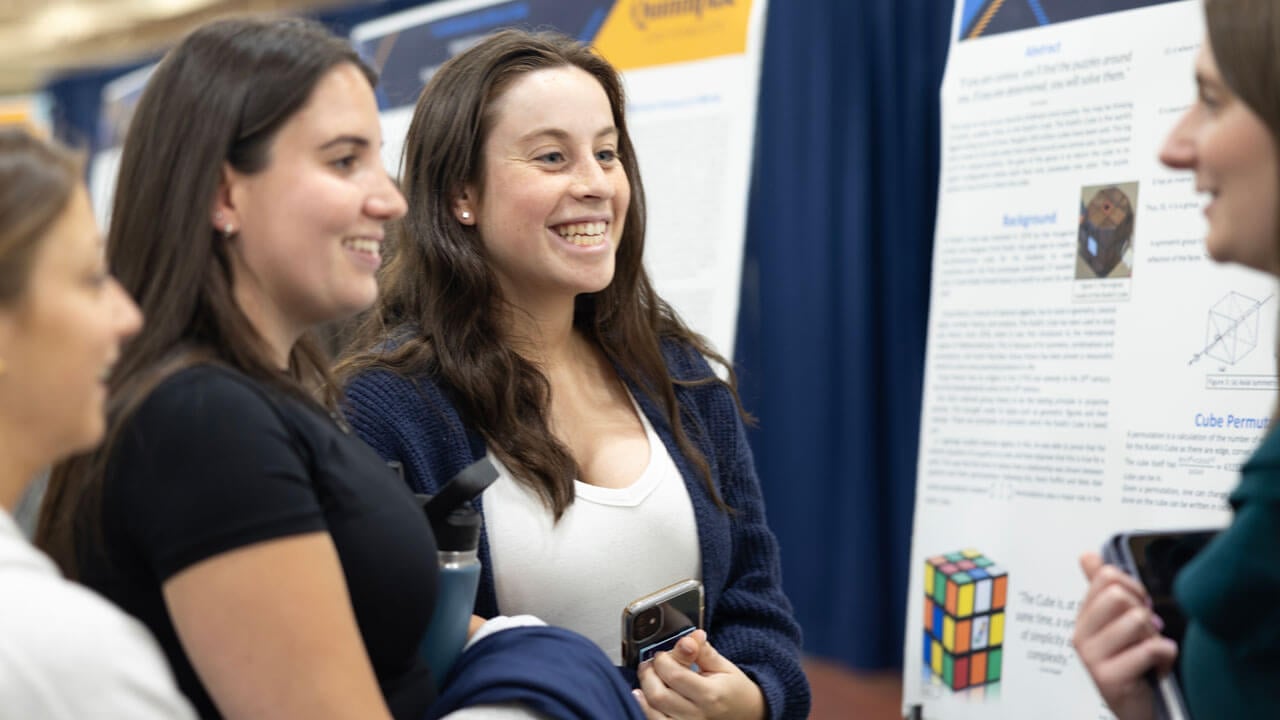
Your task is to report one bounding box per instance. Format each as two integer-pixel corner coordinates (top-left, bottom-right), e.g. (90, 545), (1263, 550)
(351, 0), (767, 357)
(903, 1), (1274, 717)
(88, 63), (155, 230)
(0, 93), (51, 135)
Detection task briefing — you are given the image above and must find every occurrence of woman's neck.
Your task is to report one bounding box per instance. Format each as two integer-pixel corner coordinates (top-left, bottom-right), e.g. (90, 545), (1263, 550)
(0, 430), (43, 512)
(232, 283), (299, 370)
(227, 251), (304, 369)
(498, 295), (582, 369)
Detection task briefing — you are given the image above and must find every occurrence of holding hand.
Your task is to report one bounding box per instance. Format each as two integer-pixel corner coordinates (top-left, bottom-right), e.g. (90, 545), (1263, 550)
(633, 630), (765, 720)
(1071, 552), (1178, 720)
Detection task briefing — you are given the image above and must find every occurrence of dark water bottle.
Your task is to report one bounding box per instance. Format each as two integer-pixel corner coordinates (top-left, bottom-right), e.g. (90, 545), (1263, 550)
(416, 457), (498, 691)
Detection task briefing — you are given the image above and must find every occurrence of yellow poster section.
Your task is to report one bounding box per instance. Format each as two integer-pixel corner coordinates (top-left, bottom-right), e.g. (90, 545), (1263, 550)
(592, 0), (752, 71)
(0, 98), (45, 136)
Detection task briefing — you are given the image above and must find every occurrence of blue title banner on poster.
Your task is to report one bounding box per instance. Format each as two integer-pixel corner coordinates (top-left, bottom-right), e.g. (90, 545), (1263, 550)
(959, 0), (1182, 41)
(354, 0), (612, 110)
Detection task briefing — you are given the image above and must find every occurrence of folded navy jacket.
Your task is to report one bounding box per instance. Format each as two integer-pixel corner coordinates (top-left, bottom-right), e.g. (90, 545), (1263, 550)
(427, 625), (645, 720)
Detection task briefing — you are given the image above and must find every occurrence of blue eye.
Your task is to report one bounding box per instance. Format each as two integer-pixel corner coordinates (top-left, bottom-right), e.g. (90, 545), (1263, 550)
(331, 155), (358, 170)
(537, 151), (566, 164)
(596, 149), (618, 163)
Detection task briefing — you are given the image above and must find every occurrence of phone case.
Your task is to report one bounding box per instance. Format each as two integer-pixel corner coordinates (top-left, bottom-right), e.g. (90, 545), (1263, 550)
(621, 579), (704, 670)
(1102, 529), (1217, 720)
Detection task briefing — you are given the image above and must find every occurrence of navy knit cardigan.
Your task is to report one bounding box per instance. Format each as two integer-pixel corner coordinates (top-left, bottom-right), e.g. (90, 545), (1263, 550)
(343, 340), (811, 720)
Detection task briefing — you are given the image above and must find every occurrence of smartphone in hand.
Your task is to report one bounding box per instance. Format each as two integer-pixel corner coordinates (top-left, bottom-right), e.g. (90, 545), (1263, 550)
(621, 579), (704, 671)
(1102, 529), (1218, 720)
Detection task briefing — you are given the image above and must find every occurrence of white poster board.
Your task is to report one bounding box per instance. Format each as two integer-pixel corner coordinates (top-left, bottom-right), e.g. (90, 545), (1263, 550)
(902, 1), (1271, 717)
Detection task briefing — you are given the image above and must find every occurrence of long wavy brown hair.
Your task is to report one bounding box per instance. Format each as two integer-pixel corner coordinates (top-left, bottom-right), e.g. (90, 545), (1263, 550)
(337, 29), (744, 518)
(36, 17), (376, 577)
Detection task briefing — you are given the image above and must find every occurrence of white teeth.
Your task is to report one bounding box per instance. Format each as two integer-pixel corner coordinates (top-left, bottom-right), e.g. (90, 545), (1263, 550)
(344, 238), (380, 254)
(554, 221), (607, 244)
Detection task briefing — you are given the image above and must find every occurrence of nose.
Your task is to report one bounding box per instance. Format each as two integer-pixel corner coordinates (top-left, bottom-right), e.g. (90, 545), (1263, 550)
(109, 278), (143, 341)
(1159, 105), (1197, 170)
(367, 171), (408, 221)
(571, 155), (616, 200)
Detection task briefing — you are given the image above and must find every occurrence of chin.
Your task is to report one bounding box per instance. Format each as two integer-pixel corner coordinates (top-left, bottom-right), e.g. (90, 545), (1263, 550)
(66, 416), (107, 457)
(579, 268), (617, 294)
(1203, 235), (1234, 265)
(580, 280), (613, 295)
(332, 288), (379, 320)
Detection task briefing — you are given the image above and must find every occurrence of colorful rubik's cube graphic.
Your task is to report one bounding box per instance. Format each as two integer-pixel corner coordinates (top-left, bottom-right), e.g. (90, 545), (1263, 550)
(923, 549), (1007, 691)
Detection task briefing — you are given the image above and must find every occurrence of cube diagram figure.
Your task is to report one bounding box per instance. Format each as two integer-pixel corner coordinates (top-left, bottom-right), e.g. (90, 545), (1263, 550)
(1205, 292), (1260, 365)
(922, 550), (1007, 691)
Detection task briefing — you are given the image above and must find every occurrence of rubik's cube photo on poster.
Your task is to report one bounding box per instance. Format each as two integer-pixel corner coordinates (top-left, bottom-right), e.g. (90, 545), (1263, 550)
(923, 550), (1007, 691)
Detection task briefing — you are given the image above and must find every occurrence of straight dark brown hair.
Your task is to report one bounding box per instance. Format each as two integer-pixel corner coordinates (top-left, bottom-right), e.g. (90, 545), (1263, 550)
(337, 29), (745, 519)
(36, 17), (377, 577)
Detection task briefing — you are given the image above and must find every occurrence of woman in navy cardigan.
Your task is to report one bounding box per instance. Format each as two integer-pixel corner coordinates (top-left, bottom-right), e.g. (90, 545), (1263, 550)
(339, 29), (809, 720)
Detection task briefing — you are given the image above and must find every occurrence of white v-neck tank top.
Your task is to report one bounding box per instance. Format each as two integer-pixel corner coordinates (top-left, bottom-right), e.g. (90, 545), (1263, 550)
(482, 399), (702, 664)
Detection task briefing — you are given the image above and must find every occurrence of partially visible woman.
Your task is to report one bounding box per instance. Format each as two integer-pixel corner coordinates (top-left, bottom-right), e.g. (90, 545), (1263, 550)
(1072, 1), (1280, 717)
(0, 128), (194, 718)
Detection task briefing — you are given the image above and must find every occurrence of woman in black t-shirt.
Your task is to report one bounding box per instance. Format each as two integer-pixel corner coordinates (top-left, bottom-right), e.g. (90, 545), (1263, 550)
(34, 17), (433, 720)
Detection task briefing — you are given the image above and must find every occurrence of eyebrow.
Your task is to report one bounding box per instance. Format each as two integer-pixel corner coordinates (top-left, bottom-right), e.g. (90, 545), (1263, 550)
(318, 135), (371, 150)
(517, 126), (618, 144)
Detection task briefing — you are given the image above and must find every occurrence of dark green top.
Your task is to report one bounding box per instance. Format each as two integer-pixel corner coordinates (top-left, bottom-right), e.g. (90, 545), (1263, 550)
(1174, 426), (1280, 718)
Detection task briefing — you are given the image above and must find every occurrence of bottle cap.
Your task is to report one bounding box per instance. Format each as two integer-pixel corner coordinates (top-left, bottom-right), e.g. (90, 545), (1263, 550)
(418, 457), (498, 553)
(435, 506), (483, 552)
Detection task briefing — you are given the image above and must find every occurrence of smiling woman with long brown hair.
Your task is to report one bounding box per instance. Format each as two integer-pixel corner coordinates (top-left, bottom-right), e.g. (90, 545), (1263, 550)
(31, 17), (438, 720)
(339, 29), (810, 720)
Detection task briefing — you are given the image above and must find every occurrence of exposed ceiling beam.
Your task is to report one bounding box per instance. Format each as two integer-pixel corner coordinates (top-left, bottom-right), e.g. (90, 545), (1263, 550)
(0, 0), (368, 95)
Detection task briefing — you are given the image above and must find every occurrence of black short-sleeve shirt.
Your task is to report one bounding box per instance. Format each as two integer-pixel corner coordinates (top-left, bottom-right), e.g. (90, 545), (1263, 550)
(79, 365), (437, 719)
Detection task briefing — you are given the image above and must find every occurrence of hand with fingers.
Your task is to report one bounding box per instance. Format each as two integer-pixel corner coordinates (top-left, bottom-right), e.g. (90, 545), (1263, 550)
(631, 630), (766, 720)
(1071, 551), (1179, 720)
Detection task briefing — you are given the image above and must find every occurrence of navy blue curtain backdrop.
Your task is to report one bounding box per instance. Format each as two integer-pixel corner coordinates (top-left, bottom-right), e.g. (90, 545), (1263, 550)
(735, 1), (951, 670)
(43, 0), (953, 673)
